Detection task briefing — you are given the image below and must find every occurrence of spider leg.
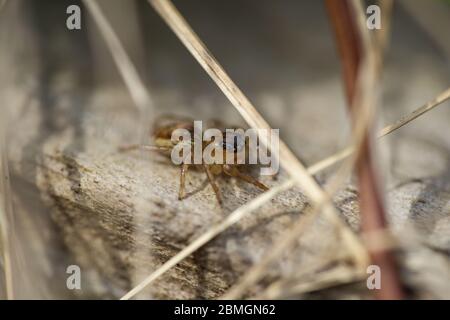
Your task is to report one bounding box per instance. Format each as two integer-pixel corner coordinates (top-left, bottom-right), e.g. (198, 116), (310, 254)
(223, 165), (269, 191)
(203, 164), (223, 204)
(179, 163), (190, 200)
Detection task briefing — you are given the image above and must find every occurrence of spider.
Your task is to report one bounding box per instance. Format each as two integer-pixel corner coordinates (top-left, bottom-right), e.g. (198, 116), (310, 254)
(119, 115), (269, 204)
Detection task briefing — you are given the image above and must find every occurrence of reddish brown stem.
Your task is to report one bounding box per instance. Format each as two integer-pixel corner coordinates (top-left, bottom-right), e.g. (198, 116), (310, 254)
(325, 0), (404, 299)
(325, 0), (361, 107)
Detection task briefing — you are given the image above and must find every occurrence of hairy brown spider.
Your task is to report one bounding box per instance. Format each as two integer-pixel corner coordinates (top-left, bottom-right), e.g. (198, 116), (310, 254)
(119, 115), (269, 204)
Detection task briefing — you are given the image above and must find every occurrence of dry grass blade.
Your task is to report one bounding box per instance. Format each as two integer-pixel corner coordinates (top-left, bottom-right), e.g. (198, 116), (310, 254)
(329, 0), (402, 299)
(121, 0), (450, 299)
(120, 140), (359, 300)
(221, 108), (376, 299)
(219, 119), (368, 299)
(83, 0), (153, 115)
(378, 88), (450, 137)
(121, 149), (344, 300)
(221, 205), (319, 299)
(222, 0), (380, 299)
(147, 0), (332, 202)
(120, 179), (295, 300)
(310, 86), (450, 171)
(257, 227), (401, 300)
(120, 86), (449, 299)
(256, 252), (342, 299)
(221, 120), (370, 299)
(147, 0), (366, 287)
(274, 265), (365, 298)
(349, 0), (404, 299)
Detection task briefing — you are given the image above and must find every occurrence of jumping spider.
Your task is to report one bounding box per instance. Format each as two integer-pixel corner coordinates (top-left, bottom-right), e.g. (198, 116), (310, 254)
(119, 115), (269, 204)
